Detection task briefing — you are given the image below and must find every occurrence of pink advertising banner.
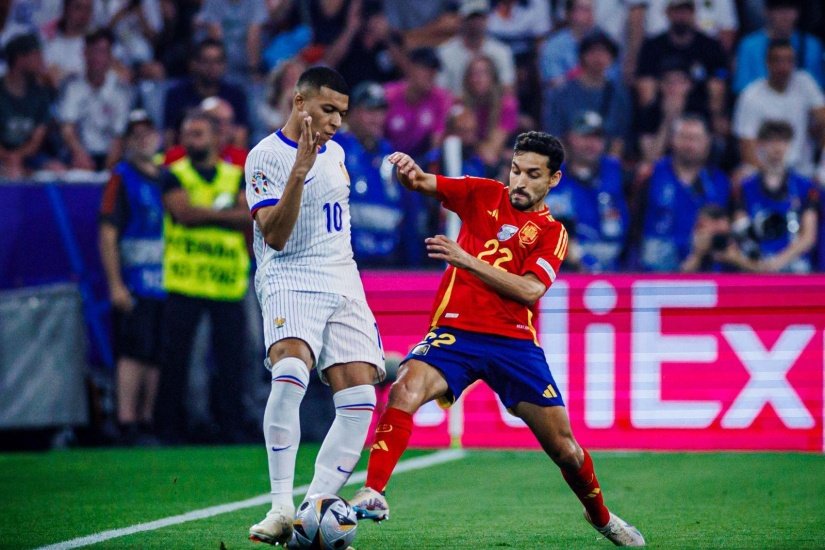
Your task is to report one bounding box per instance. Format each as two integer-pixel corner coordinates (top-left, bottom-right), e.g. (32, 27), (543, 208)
(362, 272), (825, 452)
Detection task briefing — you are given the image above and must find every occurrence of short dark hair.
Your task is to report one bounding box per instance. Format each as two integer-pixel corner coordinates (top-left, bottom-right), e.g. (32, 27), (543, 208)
(85, 28), (114, 48)
(767, 38), (794, 55)
(181, 108), (219, 134)
(757, 119), (794, 141)
(195, 38), (226, 59)
(514, 131), (565, 173)
(296, 66), (349, 96)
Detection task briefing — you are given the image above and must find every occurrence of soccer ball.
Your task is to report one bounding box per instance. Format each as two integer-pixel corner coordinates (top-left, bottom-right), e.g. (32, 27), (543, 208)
(292, 494), (358, 549)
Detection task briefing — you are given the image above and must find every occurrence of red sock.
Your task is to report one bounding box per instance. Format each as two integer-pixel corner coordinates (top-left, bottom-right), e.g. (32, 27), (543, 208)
(365, 407), (413, 492)
(561, 448), (610, 527)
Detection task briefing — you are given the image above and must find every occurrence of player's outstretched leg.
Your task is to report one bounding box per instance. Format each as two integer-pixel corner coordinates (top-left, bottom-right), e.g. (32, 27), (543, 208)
(350, 406), (412, 521)
(249, 357), (309, 546)
(515, 402), (645, 547)
(351, 359), (447, 521)
(305, 383), (377, 497)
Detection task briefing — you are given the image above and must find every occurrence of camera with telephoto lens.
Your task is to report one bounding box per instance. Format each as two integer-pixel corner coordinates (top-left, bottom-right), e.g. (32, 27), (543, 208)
(754, 212), (790, 241)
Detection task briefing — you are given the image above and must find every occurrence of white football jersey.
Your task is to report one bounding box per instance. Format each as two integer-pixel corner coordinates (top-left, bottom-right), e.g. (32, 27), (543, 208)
(246, 130), (366, 301)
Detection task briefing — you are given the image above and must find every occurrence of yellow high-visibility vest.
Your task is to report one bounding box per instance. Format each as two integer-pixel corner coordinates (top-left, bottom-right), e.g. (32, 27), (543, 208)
(163, 158), (249, 301)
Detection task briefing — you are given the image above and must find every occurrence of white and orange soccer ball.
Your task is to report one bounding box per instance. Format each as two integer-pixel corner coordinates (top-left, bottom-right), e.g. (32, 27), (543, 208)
(292, 494), (358, 549)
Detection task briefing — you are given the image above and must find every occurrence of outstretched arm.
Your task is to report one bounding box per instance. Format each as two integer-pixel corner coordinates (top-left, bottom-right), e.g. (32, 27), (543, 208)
(388, 152), (438, 196)
(425, 234), (547, 306)
(254, 114), (321, 250)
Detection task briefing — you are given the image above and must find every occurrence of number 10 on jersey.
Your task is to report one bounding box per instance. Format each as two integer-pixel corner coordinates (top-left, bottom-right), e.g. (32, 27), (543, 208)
(323, 202), (343, 232)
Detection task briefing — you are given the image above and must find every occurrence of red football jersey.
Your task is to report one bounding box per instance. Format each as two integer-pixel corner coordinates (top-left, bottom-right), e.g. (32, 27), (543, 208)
(429, 175), (568, 341)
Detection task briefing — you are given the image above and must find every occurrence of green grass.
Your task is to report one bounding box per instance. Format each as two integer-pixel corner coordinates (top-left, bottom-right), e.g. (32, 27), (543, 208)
(2, 446), (824, 549)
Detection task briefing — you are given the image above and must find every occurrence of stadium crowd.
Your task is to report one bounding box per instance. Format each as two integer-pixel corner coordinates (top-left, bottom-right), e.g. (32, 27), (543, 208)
(2, 0), (825, 273)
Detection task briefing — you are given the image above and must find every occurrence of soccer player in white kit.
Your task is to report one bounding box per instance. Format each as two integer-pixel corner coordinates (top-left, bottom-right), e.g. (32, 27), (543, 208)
(246, 67), (385, 545)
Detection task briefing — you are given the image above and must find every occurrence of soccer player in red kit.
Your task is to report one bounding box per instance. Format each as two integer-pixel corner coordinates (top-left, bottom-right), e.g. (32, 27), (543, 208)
(350, 132), (645, 546)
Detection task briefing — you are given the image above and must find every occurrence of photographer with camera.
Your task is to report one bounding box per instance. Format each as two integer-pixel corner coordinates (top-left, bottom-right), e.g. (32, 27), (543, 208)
(715, 120), (819, 273)
(680, 204), (741, 272)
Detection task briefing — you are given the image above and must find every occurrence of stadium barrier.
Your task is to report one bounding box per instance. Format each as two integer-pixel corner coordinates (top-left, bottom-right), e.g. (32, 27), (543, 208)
(363, 272), (825, 453)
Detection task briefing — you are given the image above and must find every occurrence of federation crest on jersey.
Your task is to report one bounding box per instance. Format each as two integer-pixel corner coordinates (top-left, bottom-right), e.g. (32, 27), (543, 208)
(251, 170), (269, 194)
(497, 224), (518, 242)
(518, 221), (540, 247)
(274, 316), (286, 328)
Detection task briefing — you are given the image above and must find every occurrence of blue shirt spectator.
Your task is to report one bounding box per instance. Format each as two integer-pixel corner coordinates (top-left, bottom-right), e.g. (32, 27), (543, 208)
(639, 115), (730, 271)
(548, 113), (629, 273)
(333, 82), (405, 267)
(641, 157), (730, 271)
(732, 1), (825, 93)
(544, 31), (630, 156)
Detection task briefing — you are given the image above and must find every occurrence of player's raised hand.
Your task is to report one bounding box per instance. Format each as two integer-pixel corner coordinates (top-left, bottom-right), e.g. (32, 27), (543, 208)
(295, 112), (321, 174)
(426, 234), (473, 269)
(389, 152), (436, 194)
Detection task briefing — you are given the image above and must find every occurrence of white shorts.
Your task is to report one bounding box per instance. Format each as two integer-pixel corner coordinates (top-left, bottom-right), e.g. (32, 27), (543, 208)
(261, 290), (385, 384)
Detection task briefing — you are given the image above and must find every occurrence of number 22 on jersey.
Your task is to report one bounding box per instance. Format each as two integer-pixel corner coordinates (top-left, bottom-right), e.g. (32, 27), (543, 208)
(477, 239), (513, 270)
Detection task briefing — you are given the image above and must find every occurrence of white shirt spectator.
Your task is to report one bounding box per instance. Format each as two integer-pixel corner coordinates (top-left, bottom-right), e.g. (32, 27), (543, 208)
(43, 32), (85, 81)
(437, 35), (516, 94)
(102, 0), (163, 65)
(645, 0), (738, 37)
(486, 0), (552, 57)
(733, 71), (825, 177)
(588, 0), (648, 45)
(58, 70), (132, 156)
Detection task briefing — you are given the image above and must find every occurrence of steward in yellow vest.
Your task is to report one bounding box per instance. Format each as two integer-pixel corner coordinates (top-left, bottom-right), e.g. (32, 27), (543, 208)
(155, 111), (253, 444)
(163, 157), (250, 300)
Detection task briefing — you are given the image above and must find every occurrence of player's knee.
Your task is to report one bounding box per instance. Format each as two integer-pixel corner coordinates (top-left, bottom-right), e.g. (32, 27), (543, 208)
(546, 435), (581, 468)
(387, 378), (425, 412)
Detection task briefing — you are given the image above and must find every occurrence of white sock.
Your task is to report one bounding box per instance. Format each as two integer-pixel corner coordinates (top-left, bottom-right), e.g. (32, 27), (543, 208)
(305, 384), (376, 498)
(264, 357), (309, 512)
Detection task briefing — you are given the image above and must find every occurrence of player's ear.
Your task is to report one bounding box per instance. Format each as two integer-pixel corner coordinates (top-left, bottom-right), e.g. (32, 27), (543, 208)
(548, 170), (562, 190)
(293, 91), (304, 111)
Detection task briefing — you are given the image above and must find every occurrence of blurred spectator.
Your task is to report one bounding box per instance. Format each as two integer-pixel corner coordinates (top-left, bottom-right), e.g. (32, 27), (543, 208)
(308, 0), (349, 47)
(259, 0), (311, 72)
(0, 33), (57, 178)
(546, 111), (629, 273)
(256, 57), (305, 141)
(156, 110), (251, 444)
(486, 0), (551, 60)
(645, 0), (738, 53)
(384, 47), (453, 160)
(437, 0), (516, 95)
(425, 106), (490, 178)
(162, 38), (249, 148)
(153, 0), (201, 79)
(554, 0), (647, 82)
(639, 115), (731, 272)
(733, 0), (824, 94)
(544, 31), (630, 157)
(334, 81), (404, 267)
(634, 0), (728, 132)
(635, 59), (706, 166)
(460, 55), (518, 167)
(0, 1), (37, 77)
(104, 0), (164, 78)
(165, 97), (247, 167)
(196, 0), (267, 81)
(383, 0), (461, 49)
(332, 2), (403, 85)
(679, 204), (739, 272)
(58, 29), (133, 171)
(42, 0), (95, 86)
(722, 121), (819, 273)
(538, 0), (598, 90)
(98, 110), (164, 445)
(732, 39), (825, 179)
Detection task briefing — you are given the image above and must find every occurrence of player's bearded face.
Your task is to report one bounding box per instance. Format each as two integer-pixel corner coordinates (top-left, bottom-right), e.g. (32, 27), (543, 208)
(508, 152), (558, 212)
(300, 86), (349, 145)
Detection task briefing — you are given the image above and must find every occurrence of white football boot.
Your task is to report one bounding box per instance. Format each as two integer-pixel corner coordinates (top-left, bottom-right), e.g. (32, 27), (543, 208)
(249, 504), (295, 546)
(350, 486), (390, 521)
(585, 511), (646, 546)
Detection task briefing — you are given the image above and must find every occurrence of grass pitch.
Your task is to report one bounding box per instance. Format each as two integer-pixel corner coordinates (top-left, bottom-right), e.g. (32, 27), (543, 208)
(2, 444), (824, 549)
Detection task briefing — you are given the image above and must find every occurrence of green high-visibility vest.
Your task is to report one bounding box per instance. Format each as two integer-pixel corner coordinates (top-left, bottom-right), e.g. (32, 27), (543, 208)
(163, 158), (249, 301)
